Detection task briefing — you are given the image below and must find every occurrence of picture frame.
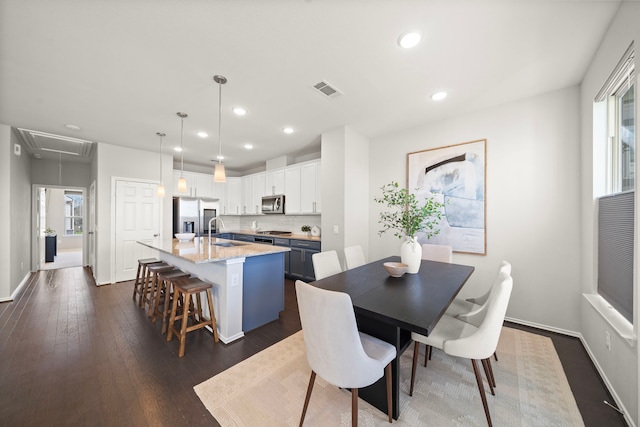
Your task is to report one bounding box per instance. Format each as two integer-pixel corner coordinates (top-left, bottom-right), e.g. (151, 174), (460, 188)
(407, 139), (486, 255)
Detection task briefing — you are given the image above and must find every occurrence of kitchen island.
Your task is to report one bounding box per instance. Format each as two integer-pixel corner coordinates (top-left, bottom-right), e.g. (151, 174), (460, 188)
(138, 237), (290, 343)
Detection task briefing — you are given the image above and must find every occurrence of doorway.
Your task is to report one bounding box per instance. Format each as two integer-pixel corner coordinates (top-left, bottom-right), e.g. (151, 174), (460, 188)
(33, 185), (86, 271)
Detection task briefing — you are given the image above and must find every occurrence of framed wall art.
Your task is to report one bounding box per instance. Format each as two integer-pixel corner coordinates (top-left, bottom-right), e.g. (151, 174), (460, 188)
(407, 139), (486, 255)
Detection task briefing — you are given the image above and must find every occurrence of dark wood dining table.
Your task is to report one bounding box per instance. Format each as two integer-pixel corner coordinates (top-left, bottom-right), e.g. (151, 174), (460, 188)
(311, 256), (475, 420)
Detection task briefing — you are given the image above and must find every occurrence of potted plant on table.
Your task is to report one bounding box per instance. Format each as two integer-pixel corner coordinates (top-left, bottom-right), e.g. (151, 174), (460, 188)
(301, 225), (311, 237)
(374, 181), (443, 273)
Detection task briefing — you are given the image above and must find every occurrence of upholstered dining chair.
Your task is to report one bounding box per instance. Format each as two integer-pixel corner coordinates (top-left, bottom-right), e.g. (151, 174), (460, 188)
(295, 280), (396, 426)
(421, 243), (453, 263)
(344, 245), (366, 270)
(446, 261), (512, 318)
(311, 250), (343, 280)
(409, 272), (513, 427)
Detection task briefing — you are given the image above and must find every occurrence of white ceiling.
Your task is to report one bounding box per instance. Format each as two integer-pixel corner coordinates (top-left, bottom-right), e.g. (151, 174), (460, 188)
(0, 0), (621, 172)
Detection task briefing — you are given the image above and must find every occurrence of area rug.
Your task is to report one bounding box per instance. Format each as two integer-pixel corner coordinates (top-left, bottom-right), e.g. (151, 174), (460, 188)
(194, 327), (584, 426)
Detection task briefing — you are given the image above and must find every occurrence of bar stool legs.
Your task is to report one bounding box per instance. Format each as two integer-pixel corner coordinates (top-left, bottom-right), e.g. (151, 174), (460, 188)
(167, 278), (219, 357)
(133, 258), (162, 306)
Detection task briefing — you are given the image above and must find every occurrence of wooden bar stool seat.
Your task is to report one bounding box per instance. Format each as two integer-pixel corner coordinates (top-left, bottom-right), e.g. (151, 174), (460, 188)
(152, 269), (191, 333)
(167, 277), (219, 357)
(143, 263), (174, 315)
(133, 258), (162, 306)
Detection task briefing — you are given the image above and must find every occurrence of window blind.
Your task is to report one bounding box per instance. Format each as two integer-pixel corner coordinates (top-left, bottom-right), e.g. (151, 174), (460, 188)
(598, 190), (634, 322)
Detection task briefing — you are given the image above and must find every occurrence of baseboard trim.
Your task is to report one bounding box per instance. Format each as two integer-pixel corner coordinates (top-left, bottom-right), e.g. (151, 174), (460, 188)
(504, 316), (580, 338)
(0, 272), (34, 302)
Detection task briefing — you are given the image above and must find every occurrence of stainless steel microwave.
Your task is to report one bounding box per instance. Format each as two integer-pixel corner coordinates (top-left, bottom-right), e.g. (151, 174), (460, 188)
(261, 194), (285, 214)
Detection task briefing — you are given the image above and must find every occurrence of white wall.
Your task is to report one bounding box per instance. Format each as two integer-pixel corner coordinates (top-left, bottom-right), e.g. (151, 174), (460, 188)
(369, 86), (582, 334)
(579, 2), (640, 425)
(0, 125), (12, 300)
(10, 131), (32, 295)
(46, 188), (83, 250)
(94, 142), (172, 284)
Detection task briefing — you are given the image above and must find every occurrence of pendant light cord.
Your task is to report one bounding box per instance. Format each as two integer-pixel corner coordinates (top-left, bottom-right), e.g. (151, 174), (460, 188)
(218, 79), (223, 163)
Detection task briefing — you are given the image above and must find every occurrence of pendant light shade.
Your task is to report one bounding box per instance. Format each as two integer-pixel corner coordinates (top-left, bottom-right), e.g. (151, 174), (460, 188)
(156, 132), (166, 197)
(213, 75), (227, 183)
(176, 112), (188, 192)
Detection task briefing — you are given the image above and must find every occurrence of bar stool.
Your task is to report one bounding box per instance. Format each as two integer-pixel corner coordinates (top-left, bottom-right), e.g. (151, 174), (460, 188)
(133, 258), (163, 306)
(167, 277), (219, 357)
(143, 263), (174, 314)
(152, 269), (191, 333)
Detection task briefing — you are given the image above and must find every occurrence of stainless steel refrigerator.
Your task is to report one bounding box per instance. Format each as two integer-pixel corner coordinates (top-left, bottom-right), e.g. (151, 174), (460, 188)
(173, 197), (219, 237)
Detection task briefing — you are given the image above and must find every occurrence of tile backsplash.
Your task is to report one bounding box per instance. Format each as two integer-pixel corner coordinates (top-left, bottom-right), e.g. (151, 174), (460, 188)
(220, 214), (322, 235)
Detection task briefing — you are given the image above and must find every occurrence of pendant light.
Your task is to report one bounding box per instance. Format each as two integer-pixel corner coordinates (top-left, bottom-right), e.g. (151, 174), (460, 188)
(176, 112), (188, 193)
(213, 75), (227, 183)
(156, 132), (166, 197)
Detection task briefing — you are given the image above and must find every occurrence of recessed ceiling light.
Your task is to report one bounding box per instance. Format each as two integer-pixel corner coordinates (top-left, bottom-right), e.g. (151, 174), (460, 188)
(398, 30), (422, 49)
(430, 91), (448, 101)
(216, 154), (224, 160)
(174, 146), (183, 152)
(233, 107), (247, 116)
(283, 127), (294, 134)
(64, 124), (81, 130)
(196, 131), (208, 138)
(243, 143), (254, 150)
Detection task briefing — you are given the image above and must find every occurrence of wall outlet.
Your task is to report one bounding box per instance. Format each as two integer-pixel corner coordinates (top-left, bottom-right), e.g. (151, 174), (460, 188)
(21, 262), (23, 270)
(605, 331), (611, 351)
(333, 225), (339, 234)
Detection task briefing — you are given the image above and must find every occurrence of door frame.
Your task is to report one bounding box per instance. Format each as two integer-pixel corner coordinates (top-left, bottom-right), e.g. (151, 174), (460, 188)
(31, 184), (87, 272)
(110, 176), (162, 284)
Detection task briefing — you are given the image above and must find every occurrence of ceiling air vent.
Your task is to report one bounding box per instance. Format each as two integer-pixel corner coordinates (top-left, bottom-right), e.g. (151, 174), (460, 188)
(313, 80), (343, 99)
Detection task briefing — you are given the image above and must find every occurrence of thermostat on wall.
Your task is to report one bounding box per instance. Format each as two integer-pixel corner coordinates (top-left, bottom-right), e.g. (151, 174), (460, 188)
(13, 143), (21, 156)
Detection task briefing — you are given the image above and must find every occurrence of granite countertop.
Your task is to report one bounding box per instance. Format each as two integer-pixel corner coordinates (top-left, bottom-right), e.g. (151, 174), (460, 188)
(230, 230), (322, 242)
(138, 237), (290, 264)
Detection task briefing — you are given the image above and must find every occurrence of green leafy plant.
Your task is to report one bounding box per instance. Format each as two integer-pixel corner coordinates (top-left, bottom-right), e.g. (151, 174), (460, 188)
(374, 181), (444, 239)
(45, 227), (56, 236)
(301, 225), (311, 232)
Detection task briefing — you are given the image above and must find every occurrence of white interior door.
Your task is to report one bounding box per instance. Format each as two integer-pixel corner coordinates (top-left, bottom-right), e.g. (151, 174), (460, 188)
(114, 180), (160, 282)
(88, 181), (96, 276)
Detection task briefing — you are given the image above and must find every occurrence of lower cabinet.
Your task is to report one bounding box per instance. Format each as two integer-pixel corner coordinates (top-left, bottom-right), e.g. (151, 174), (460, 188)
(274, 238), (290, 276)
(288, 239), (320, 282)
(232, 234), (255, 242)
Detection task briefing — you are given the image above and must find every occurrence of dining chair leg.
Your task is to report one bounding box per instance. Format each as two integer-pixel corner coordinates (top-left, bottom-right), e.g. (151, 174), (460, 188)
(484, 357), (496, 389)
(352, 387), (358, 427)
(299, 371), (316, 427)
(494, 351), (498, 362)
(423, 345), (432, 367)
(410, 342), (420, 396)
(481, 359), (495, 395)
(471, 359), (493, 427)
(385, 363), (392, 423)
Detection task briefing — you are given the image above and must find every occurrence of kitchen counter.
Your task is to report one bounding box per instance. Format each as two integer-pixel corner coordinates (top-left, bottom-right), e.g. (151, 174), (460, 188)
(138, 237), (289, 343)
(139, 236), (290, 264)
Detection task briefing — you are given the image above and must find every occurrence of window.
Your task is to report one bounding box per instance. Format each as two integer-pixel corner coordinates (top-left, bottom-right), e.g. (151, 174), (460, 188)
(595, 44), (635, 324)
(64, 190), (83, 235)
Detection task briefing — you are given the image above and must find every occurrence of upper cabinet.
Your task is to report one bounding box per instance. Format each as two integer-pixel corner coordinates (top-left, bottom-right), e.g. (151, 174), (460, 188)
(284, 160), (320, 215)
(224, 177), (242, 215)
(300, 162), (321, 214)
(172, 159), (320, 215)
(265, 168), (285, 196)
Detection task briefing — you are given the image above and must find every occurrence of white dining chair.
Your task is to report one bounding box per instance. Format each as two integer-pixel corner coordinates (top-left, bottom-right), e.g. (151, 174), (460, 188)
(344, 245), (366, 270)
(421, 244), (453, 263)
(311, 250), (342, 280)
(295, 280), (396, 426)
(409, 272), (513, 427)
(446, 260), (512, 318)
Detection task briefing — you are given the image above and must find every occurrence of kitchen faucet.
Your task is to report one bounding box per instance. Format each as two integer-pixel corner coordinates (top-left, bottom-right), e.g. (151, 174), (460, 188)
(208, 216), (226, 244)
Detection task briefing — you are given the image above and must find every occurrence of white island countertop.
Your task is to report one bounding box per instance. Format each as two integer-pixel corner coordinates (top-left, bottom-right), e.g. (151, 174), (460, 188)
(138, 237), (290, 264)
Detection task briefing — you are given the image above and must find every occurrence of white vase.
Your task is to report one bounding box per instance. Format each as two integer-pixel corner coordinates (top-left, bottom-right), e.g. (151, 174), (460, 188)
(400, 236), (422, 274)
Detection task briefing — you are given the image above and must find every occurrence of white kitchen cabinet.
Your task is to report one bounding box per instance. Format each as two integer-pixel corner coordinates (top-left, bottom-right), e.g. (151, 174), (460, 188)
(242, 175), (254, 214)
(193, 172), (212, 198)
(211, 181), (225, 201)
(224, 177), (242, 215)
(300, 162), (321, 214)
(251, 173), (266, 213)
(284, 166), (301, 214)
(265, 169), (285, 195)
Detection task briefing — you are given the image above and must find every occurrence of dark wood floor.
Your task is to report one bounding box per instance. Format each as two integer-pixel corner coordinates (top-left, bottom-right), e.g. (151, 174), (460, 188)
(0, 267), (627, 426)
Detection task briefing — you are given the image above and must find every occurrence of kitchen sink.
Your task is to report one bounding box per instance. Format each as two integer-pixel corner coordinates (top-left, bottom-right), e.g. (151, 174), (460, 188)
(211, 241), (248, 247)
